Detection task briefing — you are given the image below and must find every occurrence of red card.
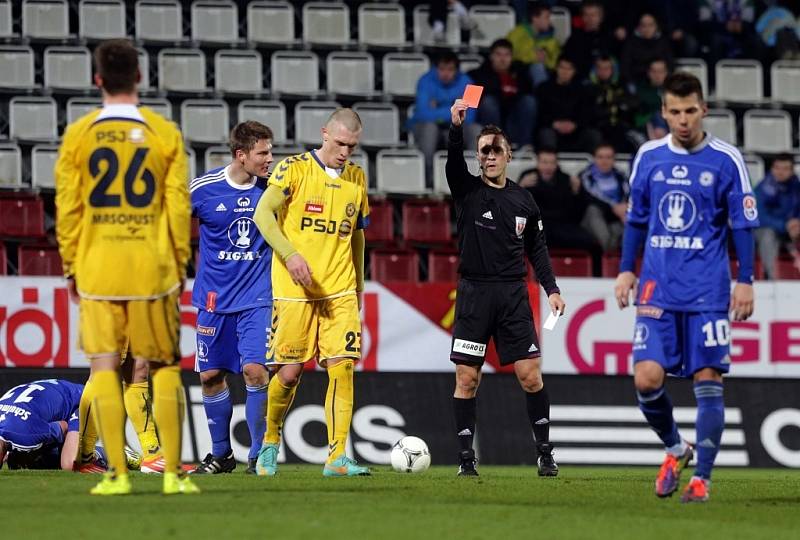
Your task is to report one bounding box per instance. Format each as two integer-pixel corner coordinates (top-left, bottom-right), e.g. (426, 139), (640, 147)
(462, 84), (483, 108)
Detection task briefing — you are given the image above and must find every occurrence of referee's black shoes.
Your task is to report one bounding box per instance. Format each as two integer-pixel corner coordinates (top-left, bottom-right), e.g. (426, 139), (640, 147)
(457, 449), (479, 476)
(536, 442), (559, 477)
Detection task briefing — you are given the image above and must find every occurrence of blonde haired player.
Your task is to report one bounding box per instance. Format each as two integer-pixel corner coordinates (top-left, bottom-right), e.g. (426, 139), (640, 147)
(253, 109), (370, 476)
(55, 39), (197, 495)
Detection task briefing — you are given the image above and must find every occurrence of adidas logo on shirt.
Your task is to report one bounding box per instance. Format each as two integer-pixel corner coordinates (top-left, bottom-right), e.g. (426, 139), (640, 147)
(482, 211), (493, 220)
(215, 203), (227, 212)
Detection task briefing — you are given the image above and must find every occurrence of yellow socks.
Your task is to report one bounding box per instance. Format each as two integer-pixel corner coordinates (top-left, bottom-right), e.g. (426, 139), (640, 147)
(78, 377), (99, 462)
(123, 381), (160, 458)
(90, 370), (127, 476)
(264, 375), (298, 445)
(151, 365), (185, 475)
(325, 360), (354, 462)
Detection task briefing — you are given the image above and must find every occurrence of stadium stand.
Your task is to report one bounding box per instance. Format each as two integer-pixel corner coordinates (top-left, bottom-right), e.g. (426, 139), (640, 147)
(427, 249), (460, 283)
(370, 248), (419, 283)
(17, 244), (62, 276)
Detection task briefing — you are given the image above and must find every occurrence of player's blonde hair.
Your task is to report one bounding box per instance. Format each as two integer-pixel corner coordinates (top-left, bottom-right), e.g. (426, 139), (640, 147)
(325, 108), (362, 132)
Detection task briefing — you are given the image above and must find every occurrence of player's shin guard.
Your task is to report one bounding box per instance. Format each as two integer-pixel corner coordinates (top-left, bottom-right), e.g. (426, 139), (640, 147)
(91, 370), (127, 476)
(123, 382), (160, 458)
(265, 375), (297, 445)
(245, 384), (267, 460)
(202, 386), (233, 457)
(525, 387), (550, 442)
(693, 381), (724, 479)
(637, 386), (681, 450)
(325, 360), (354, 462)
(79, 377), (99, 462)
(151, 365), (185, 475)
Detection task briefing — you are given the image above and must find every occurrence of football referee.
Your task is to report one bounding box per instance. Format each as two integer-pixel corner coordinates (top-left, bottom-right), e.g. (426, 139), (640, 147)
(447, 98), (565, 477)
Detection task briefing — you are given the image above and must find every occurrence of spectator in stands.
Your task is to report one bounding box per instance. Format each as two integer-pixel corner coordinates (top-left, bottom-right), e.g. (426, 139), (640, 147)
(562, 0), (615, 81)
(518, 148), (602, 274)
(755, 4), (800, 61)
(620, 12), (674, 87)
(587, 54), (641, 153)
(536, 55), (601, 152)
(697, 0), (760, 68)
(647, 0), (700, 58)
(506, 1), (561, 86)
(578, 142), (629, 252)
(409, 51), (480, 184)
(633, 58), (669, 140)
(754, 154), (800, 279)
(468, 39), (537, 150)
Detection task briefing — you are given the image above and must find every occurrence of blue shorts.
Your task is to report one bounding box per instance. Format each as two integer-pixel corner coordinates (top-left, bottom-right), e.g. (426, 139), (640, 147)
(194, 306), (272, 373)
(632, 308), (731, 378)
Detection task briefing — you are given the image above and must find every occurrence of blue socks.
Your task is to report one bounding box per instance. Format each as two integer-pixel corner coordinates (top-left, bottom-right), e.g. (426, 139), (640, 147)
(693, 381), (724, 480)
(637, 386), (681, 448)
(203, 387), (233, 457)
(245, 384), (268, 460)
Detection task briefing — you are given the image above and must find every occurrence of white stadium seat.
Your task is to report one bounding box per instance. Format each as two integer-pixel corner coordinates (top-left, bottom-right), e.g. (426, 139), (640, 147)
(326, 51), (375, 97)
(715, 59), (763, 102)
(23, 0), (71, 40)
(376, 148), (426, 194)
(412, 5), (459, 47)
(270, 50), (320, 96)
(135, 0), (184, 43)
(43, 46), (93, 91)
(704, 109), (737, 145)
(247, 1), (297, 46)
(468, 5), (515, 48)
(302, 2), (350, 46)
(10, 96), (58, 141)
(743, 109), (792, 153)
(358, 3), (406, 47)
(353, 102), (400, 147)
(0, 46), (36, 90)
(770, 60), (800, 104)
(79, 0), (127, 40)
(157, 48), (208, 93)
(31, 144), (59, 189)
(294, 101), (340, 145)
(0, 143), (23, 188)
(180, 99), (230, 143)
(214, 49), (264, 94)
(191, 0), (240, 44)
(382, 52), (430, 98)
(237, 100), (287, 142)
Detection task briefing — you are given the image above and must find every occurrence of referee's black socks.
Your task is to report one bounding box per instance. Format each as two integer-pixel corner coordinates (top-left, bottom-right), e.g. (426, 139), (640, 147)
(525, 388), (551, 443)
(453, 397), (476, 452)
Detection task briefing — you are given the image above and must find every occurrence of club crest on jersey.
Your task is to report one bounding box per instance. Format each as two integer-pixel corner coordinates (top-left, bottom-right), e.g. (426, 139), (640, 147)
(658, 190), (696, 232)
(671, 165), (688, 179)
(743, 195), (758, 221)
(699, 171), (714, 187)
(515, 216), (527, 237)
(228, 217), (255, 248)
(345, 202), (356, 218)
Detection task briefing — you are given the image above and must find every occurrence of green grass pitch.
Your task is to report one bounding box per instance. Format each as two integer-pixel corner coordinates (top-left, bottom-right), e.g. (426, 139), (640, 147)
(2, 466), (799, 540)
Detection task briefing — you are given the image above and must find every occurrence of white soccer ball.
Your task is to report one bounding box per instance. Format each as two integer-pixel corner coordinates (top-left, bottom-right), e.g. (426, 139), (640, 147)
(391, 436), (431, 473)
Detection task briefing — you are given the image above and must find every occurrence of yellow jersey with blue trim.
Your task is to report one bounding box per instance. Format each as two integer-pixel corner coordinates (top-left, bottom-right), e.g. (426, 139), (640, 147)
(55, 104), (190, 300)
(269, 150), (370, 301)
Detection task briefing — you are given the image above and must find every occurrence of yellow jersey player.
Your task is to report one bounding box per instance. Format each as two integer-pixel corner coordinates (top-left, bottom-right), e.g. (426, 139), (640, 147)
(55, 39), (198, 495)
(253, 108), (370, 476)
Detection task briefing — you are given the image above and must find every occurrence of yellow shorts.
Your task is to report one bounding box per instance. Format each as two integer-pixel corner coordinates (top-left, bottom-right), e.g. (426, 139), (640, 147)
(79, 290), (181, 364)
(269, 294), (361, 365)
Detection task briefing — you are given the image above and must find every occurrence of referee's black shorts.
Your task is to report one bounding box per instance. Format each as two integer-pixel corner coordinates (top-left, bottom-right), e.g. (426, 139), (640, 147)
(450, 278), (541, 366)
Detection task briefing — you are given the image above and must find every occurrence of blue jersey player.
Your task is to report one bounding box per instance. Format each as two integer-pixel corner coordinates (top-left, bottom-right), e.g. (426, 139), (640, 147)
(190, 121), (274, 474)
(615, 73), (758, 503)
(0, 379), (83, 471)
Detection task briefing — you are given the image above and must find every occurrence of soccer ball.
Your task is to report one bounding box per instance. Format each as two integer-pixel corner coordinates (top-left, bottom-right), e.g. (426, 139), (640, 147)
(390, 436), (431, 473)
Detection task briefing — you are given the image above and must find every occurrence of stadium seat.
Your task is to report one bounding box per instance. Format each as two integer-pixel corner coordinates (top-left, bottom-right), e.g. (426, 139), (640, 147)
(557, 152), (592, 177)
(744, 154), (765, 186)
(402, 199), (451, 244)
(247, 0), (297, 46)
(549, 250), (592, 277)
(715, 59), (763, 102)
(203, 145), (229, 172)
(770, 60), (800, 104)
(0, 46), (36, 90)
(180, 99), (230, 143)
(140, 97), (172, 119)
(353, 102), (400, 147)
(157, 48), (208, 93)
(376, 148), (426, 194)
(294, 101), (340, 145)
(270, 50), (320, 96)
(468, 5), (515, 48)
(137, 48), (151, 91)
(704, 109), (737, 145)
(382, 52), (430, 98)
(459, 53), (483, 73)
(506, 150), (535, 185)
(358, 3), (406, 47)
(773, 257), (800, 280)
(0, 0), (14, 38)
(302, 2), (350, 46)
(22, 0), (71, 40)
(9, 96), (58, 141)
(214, 49), (264, 94)
(191, 0), (240, 44)
(31, 145), (59, 189)
(428, 249), (460, 282)
(349, 150), (369, 175)
(135, 0), (184, 43)
(186, 147), (197, 180)
(17, 245), (62, 276)
(743, 109), (792, 153)
(0, 242), (6, 275)
(326, 51), (376, 97)
(432, 150), (450, 195)
(364, 197), (394, 244)
(43, 46), (93, 91)
(551, 6), (571, 45)
(369, 248), (419, 283)
(412, 5), (459, 47)
(0, 195), (45, 238)
(237, 100), (287, 142)
(675, 58), (708, 99)
(66, 97), (102, 124)
(0, 144), (22, 188)
(79, 0), (127, 40)
(601, 253), (642, 277)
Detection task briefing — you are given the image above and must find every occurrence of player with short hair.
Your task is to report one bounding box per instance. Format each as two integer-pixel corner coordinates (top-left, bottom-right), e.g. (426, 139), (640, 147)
(252, 108), (370, 477)
(190, 121), (274, 475)
(615, 72), (758, 503)
(55, 39), (197, 495)
(447, 99), (565, 477)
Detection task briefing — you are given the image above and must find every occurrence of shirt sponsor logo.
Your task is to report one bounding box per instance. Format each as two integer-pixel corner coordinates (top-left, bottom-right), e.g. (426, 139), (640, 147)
(196, 325), (216, 336)
(672, 165), (689, 179)
(649, 235), (704, 249)
(452, 339), (487, 357)
(305, 203), (324, 214)
(515, 216), (527, 238)
(237, 197), (251, 207)
(743, 195), (758, 221)
(636, 306), (664, 319)
(658, 190), (696, 233)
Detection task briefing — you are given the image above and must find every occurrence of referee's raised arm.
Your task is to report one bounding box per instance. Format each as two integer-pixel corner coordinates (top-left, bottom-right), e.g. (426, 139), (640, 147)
(446, 99), (473, 198)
